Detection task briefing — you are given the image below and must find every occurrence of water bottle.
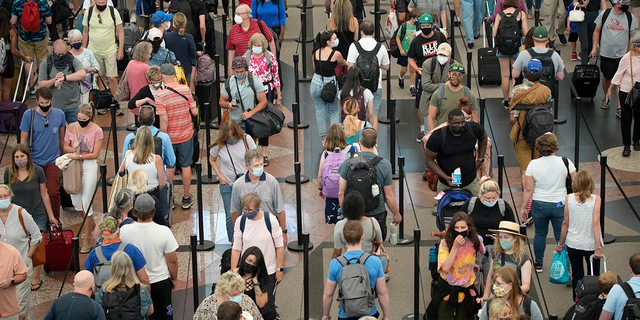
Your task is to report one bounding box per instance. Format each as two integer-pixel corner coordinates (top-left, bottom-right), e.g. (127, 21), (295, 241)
(389, 223), (398, 245)
(429, 247), (437, 270)
(452, 167), (461, 185)
(371, 184), (380, 197)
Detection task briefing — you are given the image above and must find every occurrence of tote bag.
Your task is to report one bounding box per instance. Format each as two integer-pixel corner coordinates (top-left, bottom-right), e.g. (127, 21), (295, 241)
(549, 249), (571, 284)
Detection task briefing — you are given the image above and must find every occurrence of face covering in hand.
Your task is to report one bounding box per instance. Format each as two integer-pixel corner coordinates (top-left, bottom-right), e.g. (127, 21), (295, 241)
(332, 39), (340, 48)
(492, 284), (510, 297)
(71, 42), (83, 50)
(15, 158), (28, 168)
(229, 293), (243, 303)
(235, 72), (247, 80)
(0, 199), (10, 209)
(500, 240), (514, 250)
(437, 55), (449, 65)
(252, 167), (263, 177)
(234, 14), (244, 24)
(243, 263), (256, 275)
(243, 208), (259, 219)
(450, 74), (463, 86)
(450, 125), (465, 135)
(252, 46), (263, 54)
(226, 136), (239, 145)
(621, 4), (630, 12)
(453, 230), (469, 239)
(78, 119), (91, 128)
(483, 199), (497, 207)
(39, 104), (51, 112)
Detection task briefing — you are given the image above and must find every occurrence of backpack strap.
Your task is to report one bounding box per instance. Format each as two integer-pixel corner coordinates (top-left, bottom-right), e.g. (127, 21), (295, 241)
(399, 22), (407, 41)
(621, 282), (638, 299)
(497, 198), (506, 216)
(115, 242), (128, 252)
(224, 78), (231, 101)
(108, 6), (116, 27)
(467, 197), (477, 215)
(28, 109), (35, 152)
(523, 296), (532, 316)
(337, 255), (348, 266)
(354, 41), (365, 55)
(501, 251), (506, 266)
(95, 245), (107, 263)
(368, 156), (383, 168)
(436, 84), (446, 106)
(165, 86), (190, 102)
(431, 56), (436, 74)
(562, 157), (572, 185)
(240, 213), (272, 234)
(240, 214), (247, 233)
(87, 6), (94, 28)
(357, 252), (371, 264)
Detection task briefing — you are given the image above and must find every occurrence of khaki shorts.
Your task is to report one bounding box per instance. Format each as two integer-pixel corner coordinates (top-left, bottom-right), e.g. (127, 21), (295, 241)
(514, 139), (540, 171)
(437, 177), (479, 197)
(16, 257), (33, 317)
(18, 38), (49, 65)
(93, 52), (118, 78)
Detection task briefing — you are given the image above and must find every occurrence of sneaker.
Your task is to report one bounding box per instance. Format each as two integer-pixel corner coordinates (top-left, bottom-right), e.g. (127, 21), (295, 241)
(97, 108), (108, 115)
(399, 77), (405, 89)
(422, 171), (430, 181)
(212, 13), (222, 20)
(558, 34), (567, 45)
(623, 145), (631, 157)
(534, 263), (543, 273)
(115, 107), (124, 116)
(410, 87), (416, 96)
(416, 131), (424, 143)
(527, 9), (533, 19)
(601, 98), (610, 109)
(454, 16), (461, 27)
(467, 42), (474, 49)
(502, 100), (510, 110)
(617, 108), (622, 119)
(182, 195), (194, 209)
(571, 52), (578, 61)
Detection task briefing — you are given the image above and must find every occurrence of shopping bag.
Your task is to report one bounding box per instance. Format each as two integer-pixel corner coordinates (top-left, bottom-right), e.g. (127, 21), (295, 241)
(549, 249), (571, 284)
(384, 6), (398, 38)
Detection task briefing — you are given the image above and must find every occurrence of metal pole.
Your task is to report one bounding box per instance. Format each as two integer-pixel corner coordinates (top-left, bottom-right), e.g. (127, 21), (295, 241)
(13, 107), (20, 143)
(402, 229), (423, 320)
(72, 237), (80, 273)
(397, 156), (413, 244)
(554, 77), (567, 123)
(212, 54), (222, 129)
(390, 99), (399, 179)
(288, 162), (314, 251)
(479, 98), (485, 127)
(201, 102), (219, 184)
(450, 9), (456, 59)
(286, 103), (310, 184)
(195, 162), (215, 251)
(498, 155), (504, 198)
(100, 164), (108, 214)
(231, 0), (236, 23)
(466, 51), (472, 88)
(287, 55), (310, 129)
(190, 234), (200, 310)
(600, 155), (615, 244)
(379, 50), (398, 124)
(106, 102), (119, 186)
(301, 12), (308, 79)
(374, 0), (381, 42)
(222, 14), (229, 81)
(303, 233), (310, 320)
(575, 97), (581, 169)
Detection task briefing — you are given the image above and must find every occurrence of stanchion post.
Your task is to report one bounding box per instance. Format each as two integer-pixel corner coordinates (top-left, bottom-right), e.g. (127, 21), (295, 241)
(450, 9), (456, 59)
(479, 98), (485, 127)
(288, 162), (314, 252)
(100, 164), (108, 214)
(13, 107), (20, 143)
(190, 234), (200, 310)
(212, 54), (223, 129)
(301, 12), (308, 79)
(302, 233), (311, 320)
(106, 102), (119, 186)
(222, 15), (229, 81)
(554, 79), (567, 123)
(287, 55), (310, 129)
(390, 99), (399, 179)
(402, 229), (423, 320)
(379, 50), (398, 124)
(201, 103), (219, 184)
(231, 0), (236, 25)
(498, 155), (504, 198)
(600, 155), (615, 244)
(550, 314), (558, 320)
(574, 97), (581, 169)
(195, 163), (215, 251)
(72, 237), (80, 273)
(286, 103), (310, 184)
(466, 51), (472, 88)
(397, 156), (413, 244)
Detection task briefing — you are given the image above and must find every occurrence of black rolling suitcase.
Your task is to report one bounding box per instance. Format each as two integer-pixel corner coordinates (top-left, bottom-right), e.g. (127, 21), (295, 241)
(478, 19), (501, 86)
(571, 58), (600, 100)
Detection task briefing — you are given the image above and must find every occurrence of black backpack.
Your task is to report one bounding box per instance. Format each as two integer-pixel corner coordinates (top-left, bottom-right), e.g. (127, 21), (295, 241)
(526, 48), (556, 94)
(496, 10), (521, 55)
(345, 155), (383, 212)
(101, 283), (142, 320)
(564, 295), (606, 320)
(522, 103), (554, 145)
(354, 42), (381, 93)
(131, 129), (162, 157)
(51, 0), (73, 24)
(621, 282), (640, 320)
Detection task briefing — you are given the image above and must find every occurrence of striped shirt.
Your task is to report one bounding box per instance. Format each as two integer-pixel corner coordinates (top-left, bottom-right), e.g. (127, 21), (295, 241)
(230, 172), (284, 215)
(155, 83), (197, 144)
(226, 19), (274, 55)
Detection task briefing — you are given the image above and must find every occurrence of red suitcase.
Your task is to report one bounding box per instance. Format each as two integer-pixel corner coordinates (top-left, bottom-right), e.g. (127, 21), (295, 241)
(44, 227), (75, 271)
(0, 61), (30, 132)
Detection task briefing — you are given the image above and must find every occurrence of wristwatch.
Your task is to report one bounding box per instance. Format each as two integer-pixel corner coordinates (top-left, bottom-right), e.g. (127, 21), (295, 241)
(10, 277), (14, 285)
(276, 268), (284, 272)
(282, 229), (288, 234)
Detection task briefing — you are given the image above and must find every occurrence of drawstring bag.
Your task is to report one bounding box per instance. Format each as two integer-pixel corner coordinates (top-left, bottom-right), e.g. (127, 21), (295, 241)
(549, 249), (571, 284)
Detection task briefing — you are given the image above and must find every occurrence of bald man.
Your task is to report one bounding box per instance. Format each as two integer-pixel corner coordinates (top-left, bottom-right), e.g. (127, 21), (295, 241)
(44, 270), (105, 320)
(37, 40), (87, 124)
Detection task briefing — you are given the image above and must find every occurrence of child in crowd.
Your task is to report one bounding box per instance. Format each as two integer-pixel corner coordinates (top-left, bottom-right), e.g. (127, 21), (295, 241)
(488, 298), (512, 320)
(396, 8), (423, 95)
(566, 1), (580, 61)
(218, 301), (244, 320)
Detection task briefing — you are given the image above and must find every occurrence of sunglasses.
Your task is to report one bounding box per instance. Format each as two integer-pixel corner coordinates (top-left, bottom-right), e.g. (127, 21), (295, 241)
(451, 65), (465, 72)
(43, 116), (49, 128)
(97, 13), (103, 24)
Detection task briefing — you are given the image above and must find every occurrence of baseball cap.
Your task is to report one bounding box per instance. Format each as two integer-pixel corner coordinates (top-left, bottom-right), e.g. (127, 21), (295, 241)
(533, 26), (548, 41)
(99, 216), (119, 236)
(148, 27), (164, 41)
(150, 11), (173, 25)
(613, 0), (630, 4)
(419, 14), (433, 24)
(526, 59), (543, 74)
(232, 56), (249, 69)
(449, 62), (466, 74)
(134, 194), (156, 212)
(437, 43), (452, 56)
(160, 63), (176, 76)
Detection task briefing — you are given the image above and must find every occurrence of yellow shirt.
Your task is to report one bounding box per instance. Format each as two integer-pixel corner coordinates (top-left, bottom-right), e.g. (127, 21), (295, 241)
(83, 6), (122, 54)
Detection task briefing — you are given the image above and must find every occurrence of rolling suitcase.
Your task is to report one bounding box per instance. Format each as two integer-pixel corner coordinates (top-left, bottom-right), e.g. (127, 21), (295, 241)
(478, 19), (501, 86)
(0, 61), (30, 132)
(571, 58), (600, 100)
(44, 226), (75, 271)
(575, 254), (622, 299)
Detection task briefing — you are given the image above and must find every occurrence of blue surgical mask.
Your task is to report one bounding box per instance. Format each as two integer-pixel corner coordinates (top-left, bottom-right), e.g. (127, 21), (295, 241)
(252, 46), (263, 54)
(243, 208), (259, 219)
(252, 167), (263, 177)
(483, 199), (497, 207)
(0, 199), (11, 209)
(332, 38), (339, 48)
(500, 240), (514, 250)
(228, 293), (243, 303)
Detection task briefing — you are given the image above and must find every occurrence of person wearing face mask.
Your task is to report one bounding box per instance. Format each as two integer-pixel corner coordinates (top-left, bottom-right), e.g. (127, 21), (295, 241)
(209, 119), (257, 242)
(62, 103), (104, 253)
(245, 33), (281, 108)
(193, 271), (263, 320)
(67, 29), (100, 105)
(43, 270), (105, 320)
(147, 28), (179, 67)
(479, 267), (543, 320)
(19, 87), (67, 223)
(395, 9), (422, 96)
(231, 193), (284, 320)
(427, 62), (478, 133)
(481, 221), (532, 303)
(426, 212), (485, 320)
(226, 4), (277, 78)
(128, 65), (164, 128)
(0, 231), (29, 320)
(593, 0), (638, 112)
(234, 246), (270, 309)
(37, 40), (87, 124)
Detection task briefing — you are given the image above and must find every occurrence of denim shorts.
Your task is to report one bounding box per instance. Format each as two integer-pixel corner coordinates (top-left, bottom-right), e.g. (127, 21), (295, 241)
(495, 50), (519, 60)
(172, 135), (194, 168)
(32, 213), (47, 232)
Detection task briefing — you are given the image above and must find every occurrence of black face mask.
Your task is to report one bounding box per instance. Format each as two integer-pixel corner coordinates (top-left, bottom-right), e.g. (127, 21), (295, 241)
(421, 27), (432, 34)
(453, 230), (469, 239)
(450, 124), (465, 135)
(78, 119), (91, 128)
(243, 263), (256, 275)
(39, 105), (51, 112)
(621, 4), (630, 12)
(96, 4), (107, 11)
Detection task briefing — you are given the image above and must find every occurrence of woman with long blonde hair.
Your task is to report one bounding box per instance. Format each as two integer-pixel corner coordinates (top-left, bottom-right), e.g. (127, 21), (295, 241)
(123, 126), (166, 202)
(487, 297), (512, 320)
(326, 0), (359, 77)
(165, 12), (198, 89)
(96, 251), (154, 317)
(342, 99), (371, 145)
(127, 169), (168, 226)
(479, 267), (543, 320)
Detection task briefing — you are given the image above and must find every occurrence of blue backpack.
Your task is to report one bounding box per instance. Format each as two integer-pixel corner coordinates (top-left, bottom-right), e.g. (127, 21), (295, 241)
(436, 188), (473, 231)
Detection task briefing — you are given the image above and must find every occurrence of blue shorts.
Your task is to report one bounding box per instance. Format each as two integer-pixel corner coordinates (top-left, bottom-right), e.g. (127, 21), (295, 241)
(63, 107), (78, 124)
(495, 50), (519, 60)
(172, 135), (194, 168)
(397, 55), (409, 67)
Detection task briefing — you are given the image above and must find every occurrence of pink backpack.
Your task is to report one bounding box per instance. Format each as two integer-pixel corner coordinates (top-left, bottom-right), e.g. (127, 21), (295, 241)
(195, 54), (215, 83)
(322, 147), (352, 198)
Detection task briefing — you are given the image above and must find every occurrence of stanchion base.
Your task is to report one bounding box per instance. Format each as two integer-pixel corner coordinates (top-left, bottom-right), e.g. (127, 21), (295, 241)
(603, 233), (616, 244)
(295, 318), (319, 320)
(369, 9), (388, 14)
(391, 172), (400, 180)
(106, 177), (115, 186)
(201, 175), (220, 185)
(287, 240), (314, 252)
(554, 116), (567, 124)
(402, 313), (424, 320)
(378, 116), (400, 124)
(285, 174), (310, 184)
(299, 75), (313, 82)
(287, 121), (310, 129)
(296, 3), (315, 8)
(397, 235), (415, 245)
(126, 123), (137, 131)
(194, 240), (215, 251)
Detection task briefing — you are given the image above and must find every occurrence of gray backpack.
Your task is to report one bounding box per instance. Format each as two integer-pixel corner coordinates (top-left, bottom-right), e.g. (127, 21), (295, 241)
(93, 243), (128, 288)
(337, 253), (376, 316)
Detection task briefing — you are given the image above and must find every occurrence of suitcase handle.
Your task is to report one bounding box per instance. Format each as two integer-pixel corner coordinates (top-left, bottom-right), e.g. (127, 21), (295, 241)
(589, 254), (606, 275)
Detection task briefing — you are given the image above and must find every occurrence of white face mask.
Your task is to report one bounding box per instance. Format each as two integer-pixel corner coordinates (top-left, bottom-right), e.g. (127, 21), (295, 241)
(163, 21), (171, 30)
(234, 14), (244, 24)
(437, 55), (449, 65)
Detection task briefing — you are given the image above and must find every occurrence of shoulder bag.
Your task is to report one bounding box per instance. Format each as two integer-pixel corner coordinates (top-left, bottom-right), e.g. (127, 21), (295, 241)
(237, 75), (285, 139)
(625, 55), (640, 109)
(18, 207), (47, 267)
(113, 67), (130, 102)
(62, 126), (83, 195)
(370, 218), (390, 273)
(317, 50), (338, 103)
(108, 150), (131, 211)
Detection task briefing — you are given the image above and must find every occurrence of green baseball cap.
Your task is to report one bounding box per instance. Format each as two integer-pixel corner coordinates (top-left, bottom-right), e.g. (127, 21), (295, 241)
(533, 26), (548, 40)
(419, 14), (433, 24)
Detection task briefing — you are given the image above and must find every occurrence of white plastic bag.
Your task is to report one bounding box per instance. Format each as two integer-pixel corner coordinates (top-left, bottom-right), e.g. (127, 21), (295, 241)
(385, 7), (398, 38)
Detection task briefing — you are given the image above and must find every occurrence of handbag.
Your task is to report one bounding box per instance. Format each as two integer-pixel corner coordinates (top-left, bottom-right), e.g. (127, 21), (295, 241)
(236, 76), (285, 139)
(624, 55), (640, 109)
(114, 67), (130, 102)
(371, 218), (390, 273)
(174, 65), (187, 85)
(316, 50), (338, 103)
(562, 157), (573, 194)
(109, 151), (131, 211)
(91, 73), (114, 110)
(426, 168), (438, 192)
(549, 249), (571, 284)
(18, 208), (47, 267)
(62, 126), (83, 194)
(569, 7), (585, 22)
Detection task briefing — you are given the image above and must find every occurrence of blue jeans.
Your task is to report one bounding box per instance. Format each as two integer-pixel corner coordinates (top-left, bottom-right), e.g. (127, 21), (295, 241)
(531, 200), (564, 265)
(310, 73), (340, 136)
(461, 0), (484, 44)
(526, 0), (541, 10)
(219, 183), (234, 242)
(63, 107), (78, 124)
(372, 88), (382, 116)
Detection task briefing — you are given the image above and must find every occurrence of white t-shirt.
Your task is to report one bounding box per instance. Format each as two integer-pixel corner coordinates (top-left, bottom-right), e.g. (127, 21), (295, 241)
(346, 38), (390, 89)
(525, 155), (576, 203)
(349, 88), (374, 104)
(232, 213), (284, 275)
(120, 222), (179, 284)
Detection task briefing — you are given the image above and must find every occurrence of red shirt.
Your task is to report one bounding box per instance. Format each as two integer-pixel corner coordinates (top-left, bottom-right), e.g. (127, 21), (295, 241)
(226, 19), (274, 55)
(155, 83), (197, 144)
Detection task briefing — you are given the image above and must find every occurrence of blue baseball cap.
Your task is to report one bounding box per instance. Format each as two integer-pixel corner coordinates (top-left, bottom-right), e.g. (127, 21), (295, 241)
(526, 59), (543, 74)
(150, 11), (173, 25)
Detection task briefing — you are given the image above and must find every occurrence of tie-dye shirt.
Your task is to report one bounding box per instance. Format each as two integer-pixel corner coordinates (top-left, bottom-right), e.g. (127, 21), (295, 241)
(438, 237), (481, 302)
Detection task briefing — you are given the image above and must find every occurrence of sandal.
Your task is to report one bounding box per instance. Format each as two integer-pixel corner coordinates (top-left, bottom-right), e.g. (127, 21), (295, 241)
(31, 280), (43, 291)
(527, 9), (533, 19)
(263, 156), (269, 166)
